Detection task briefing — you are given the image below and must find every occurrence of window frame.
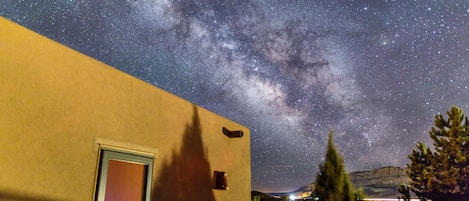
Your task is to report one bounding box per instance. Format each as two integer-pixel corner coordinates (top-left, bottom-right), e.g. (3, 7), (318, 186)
(95, 147), (154, 201)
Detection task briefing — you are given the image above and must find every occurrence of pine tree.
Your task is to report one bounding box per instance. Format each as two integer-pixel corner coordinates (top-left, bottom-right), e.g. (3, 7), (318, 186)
(280, 194), (289, 201)
(398, 182), (411, 201)
(314, 131), (354, 201)
(354, 187), (366, 201)
(407, 106), (469, 201)
(407, 142), (433, 198)
(342, 173), (354, 201)
(251, 195), (260, 201)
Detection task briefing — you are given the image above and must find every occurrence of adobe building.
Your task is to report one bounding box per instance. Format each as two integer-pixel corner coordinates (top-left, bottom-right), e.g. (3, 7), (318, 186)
(0, 17), (250, 201)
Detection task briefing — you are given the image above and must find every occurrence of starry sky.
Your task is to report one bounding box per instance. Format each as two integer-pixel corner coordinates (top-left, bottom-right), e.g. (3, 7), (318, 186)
(2, 0), (469, 193)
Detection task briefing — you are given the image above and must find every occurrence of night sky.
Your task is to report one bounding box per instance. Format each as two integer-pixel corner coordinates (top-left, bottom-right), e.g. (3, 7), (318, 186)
(2, 0), (469, 192)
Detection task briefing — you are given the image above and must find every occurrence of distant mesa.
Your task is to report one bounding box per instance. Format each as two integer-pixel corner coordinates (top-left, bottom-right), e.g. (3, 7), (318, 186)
(349, 166), (408, 198)
(254, 166), (409, 200)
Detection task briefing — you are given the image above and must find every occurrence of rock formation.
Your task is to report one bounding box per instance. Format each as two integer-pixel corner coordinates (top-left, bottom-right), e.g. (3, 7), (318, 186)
(349, 166), (409, 198)
(287, 166), (409, 199)
(350, 166), (408, 187)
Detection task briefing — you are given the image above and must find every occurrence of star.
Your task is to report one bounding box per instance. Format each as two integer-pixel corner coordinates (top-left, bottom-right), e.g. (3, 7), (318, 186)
(2, 0), (469, 192)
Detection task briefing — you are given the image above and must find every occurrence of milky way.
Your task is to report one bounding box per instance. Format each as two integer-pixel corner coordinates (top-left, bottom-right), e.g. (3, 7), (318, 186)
(2, 0), (469, 192)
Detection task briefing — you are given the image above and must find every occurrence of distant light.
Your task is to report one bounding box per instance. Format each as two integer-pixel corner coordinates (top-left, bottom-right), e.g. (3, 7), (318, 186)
(289, 195), (296, 200)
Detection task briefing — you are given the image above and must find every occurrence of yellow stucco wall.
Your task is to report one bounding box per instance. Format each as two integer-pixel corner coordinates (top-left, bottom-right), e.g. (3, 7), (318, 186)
(0, 17), (250, 201)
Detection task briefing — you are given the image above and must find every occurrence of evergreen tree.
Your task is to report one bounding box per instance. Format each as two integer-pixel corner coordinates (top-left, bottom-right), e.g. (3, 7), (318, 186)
(314, 131), (354, 201)
(407, 142), (433, 199)
(407, 106), (469, 201)
(398, 182), (411, 201)
(280, 194), (290, 201)
(342, 173), (354, 201)
(251, 195), (261, 201)
(354, 187), (366, 201)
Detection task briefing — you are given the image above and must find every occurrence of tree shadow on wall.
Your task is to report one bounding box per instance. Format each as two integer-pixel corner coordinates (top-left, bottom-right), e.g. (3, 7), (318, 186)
(151, 105), (216, 201)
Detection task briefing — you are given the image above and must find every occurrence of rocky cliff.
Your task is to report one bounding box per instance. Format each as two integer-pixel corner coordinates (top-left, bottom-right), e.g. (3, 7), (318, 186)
(350, 166), (408, 187)
(290, 166), (409, 199)
(349, 166), (409, 198)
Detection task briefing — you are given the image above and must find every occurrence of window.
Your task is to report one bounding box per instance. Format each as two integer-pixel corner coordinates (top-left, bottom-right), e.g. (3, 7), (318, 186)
(213, 171), (228, 190)
(95, 147), (154, 201)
